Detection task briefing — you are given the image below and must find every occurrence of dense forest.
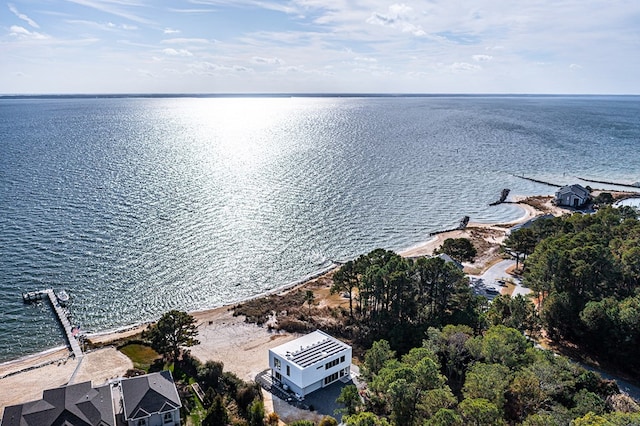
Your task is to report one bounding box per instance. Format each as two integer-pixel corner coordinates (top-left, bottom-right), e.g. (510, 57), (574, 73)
(506, 206), (640, 376)
(342, 326), (639, 426)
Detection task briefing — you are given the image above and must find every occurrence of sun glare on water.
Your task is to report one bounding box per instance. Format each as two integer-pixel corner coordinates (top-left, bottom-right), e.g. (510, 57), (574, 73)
(181, 98), (303, 176)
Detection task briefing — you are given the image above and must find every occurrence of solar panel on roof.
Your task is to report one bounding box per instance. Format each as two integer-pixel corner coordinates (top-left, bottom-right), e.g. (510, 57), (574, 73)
(290, 338), (348, 368)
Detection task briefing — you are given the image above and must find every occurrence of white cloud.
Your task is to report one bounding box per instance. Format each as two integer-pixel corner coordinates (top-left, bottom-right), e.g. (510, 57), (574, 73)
(355, 56), (377, 63)
(281, 65), (304, 73)
(188, 62), (254, 74)
(162, 38), (210, 44)
(252, 56), (283, 65)
(9, 4), (40, 28)
(9, 25), (49, 40)
(569, 63), (582, 70)
(473, 54), (493, 62)
(164, 28), (180, 34)
(65, 0), (154, 25)
(367, 4), (426, 37)
(66, 19), (136, 32)
(450, 62), (481, 72)
(162, 48), (193, 57)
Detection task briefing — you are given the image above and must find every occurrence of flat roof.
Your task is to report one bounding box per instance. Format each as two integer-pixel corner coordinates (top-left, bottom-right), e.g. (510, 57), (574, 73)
(271, 330), (350, 369)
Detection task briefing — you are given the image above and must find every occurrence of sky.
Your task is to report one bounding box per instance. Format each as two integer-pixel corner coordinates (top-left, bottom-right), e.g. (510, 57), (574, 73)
(1, 0), (639, 94)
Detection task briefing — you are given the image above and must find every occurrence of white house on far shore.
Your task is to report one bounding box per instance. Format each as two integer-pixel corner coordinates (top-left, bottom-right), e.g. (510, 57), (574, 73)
(269, 330), (352, 398)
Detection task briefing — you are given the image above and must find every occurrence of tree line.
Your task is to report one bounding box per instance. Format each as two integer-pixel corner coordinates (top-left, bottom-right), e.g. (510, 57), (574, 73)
(331, 248), (482, 353)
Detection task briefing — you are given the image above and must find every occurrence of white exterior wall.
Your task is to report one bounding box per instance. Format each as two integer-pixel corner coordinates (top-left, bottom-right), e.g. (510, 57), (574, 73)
(269, 333), (352, 398)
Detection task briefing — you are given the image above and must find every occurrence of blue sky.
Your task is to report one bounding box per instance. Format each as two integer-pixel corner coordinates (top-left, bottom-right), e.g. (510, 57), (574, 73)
(2, 0), (639, 94)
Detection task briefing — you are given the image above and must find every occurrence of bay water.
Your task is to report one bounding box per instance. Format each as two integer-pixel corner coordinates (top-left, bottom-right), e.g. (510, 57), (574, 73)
(1, 95), (639, 362)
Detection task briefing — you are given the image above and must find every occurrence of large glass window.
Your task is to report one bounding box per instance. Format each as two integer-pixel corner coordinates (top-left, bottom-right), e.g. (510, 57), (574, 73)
(324, 372), (339, 385)
(325, 358), (340, 369)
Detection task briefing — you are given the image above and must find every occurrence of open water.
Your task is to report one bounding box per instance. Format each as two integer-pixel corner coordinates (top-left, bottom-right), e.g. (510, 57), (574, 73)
(1, 95), (639, 362)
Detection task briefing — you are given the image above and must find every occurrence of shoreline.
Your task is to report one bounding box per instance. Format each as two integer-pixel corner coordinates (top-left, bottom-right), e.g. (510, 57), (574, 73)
(0, 198), (545, 375)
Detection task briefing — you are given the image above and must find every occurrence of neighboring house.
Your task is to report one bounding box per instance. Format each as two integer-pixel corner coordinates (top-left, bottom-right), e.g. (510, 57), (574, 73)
(1, 380), (114, 426)
(269, 330), (352, 399)
(121, 371), (181, 426)
(555, 184), (591, 208)
(508, 213), (555, 234)
(1, 371), (180, 426)
(436, 253), (464, 269)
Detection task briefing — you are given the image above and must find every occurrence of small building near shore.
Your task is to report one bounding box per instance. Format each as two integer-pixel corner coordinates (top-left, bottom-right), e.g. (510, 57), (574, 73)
(508, 213), (555, 234)
(269, 330), (352, 399)
(555, 184), (591, 208)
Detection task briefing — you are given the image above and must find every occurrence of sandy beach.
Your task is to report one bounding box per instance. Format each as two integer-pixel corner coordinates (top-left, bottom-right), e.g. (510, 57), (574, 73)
(0, 196), (554, 415)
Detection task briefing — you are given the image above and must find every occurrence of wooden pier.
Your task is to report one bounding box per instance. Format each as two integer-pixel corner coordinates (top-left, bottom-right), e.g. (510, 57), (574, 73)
(22, 289), (83, 360)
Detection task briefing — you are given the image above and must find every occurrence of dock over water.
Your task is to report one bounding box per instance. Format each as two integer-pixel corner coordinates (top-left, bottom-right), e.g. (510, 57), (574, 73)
(22, 289), (83, 360)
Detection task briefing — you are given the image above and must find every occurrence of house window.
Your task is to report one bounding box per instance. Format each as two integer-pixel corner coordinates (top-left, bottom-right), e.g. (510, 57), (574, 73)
(137, 420), (147, 426)
(324, 372), (339, 385)
(325, 358), (340, 369)
(274, 357), (281, 369)
(164, 412), (173, 423)
(275, 371), (282, 381)
(340, 355), (345, 363)
(286, 365), (290, 376)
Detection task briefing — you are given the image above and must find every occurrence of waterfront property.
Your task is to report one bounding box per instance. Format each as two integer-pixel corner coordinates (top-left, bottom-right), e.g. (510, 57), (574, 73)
(269, 330), (352, 399)
(1, 371), (181, 426)
(120, 370), (181, 426)
(1, 380), (114, 426)
(555, 184), (591, 208)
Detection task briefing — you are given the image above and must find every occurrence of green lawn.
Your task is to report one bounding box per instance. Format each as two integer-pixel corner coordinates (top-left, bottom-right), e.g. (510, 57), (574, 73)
(118, 343), (161, 371)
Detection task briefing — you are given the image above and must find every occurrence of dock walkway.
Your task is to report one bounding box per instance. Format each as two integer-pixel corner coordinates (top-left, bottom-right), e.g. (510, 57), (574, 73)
(43, 289), (83, 359)
(23, 289), (83, 360)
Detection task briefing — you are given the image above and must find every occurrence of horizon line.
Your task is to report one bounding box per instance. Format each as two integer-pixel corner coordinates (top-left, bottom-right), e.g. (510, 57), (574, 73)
(1, 92), (639, 100)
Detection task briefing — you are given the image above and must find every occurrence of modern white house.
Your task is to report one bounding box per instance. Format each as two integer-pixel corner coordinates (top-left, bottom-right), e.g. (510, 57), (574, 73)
(555, 184), (591, 208)
(269, 330), (352, 398)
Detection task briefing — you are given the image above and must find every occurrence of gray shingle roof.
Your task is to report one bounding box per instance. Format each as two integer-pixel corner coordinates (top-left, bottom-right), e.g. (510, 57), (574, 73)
(556, 184), (590, 198)
(120, 371), (181, 420)
(1, 381), (114, 426)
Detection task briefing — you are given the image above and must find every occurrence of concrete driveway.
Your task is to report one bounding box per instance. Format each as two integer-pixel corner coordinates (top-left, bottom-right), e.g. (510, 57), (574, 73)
(469, 259), (531, 299)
